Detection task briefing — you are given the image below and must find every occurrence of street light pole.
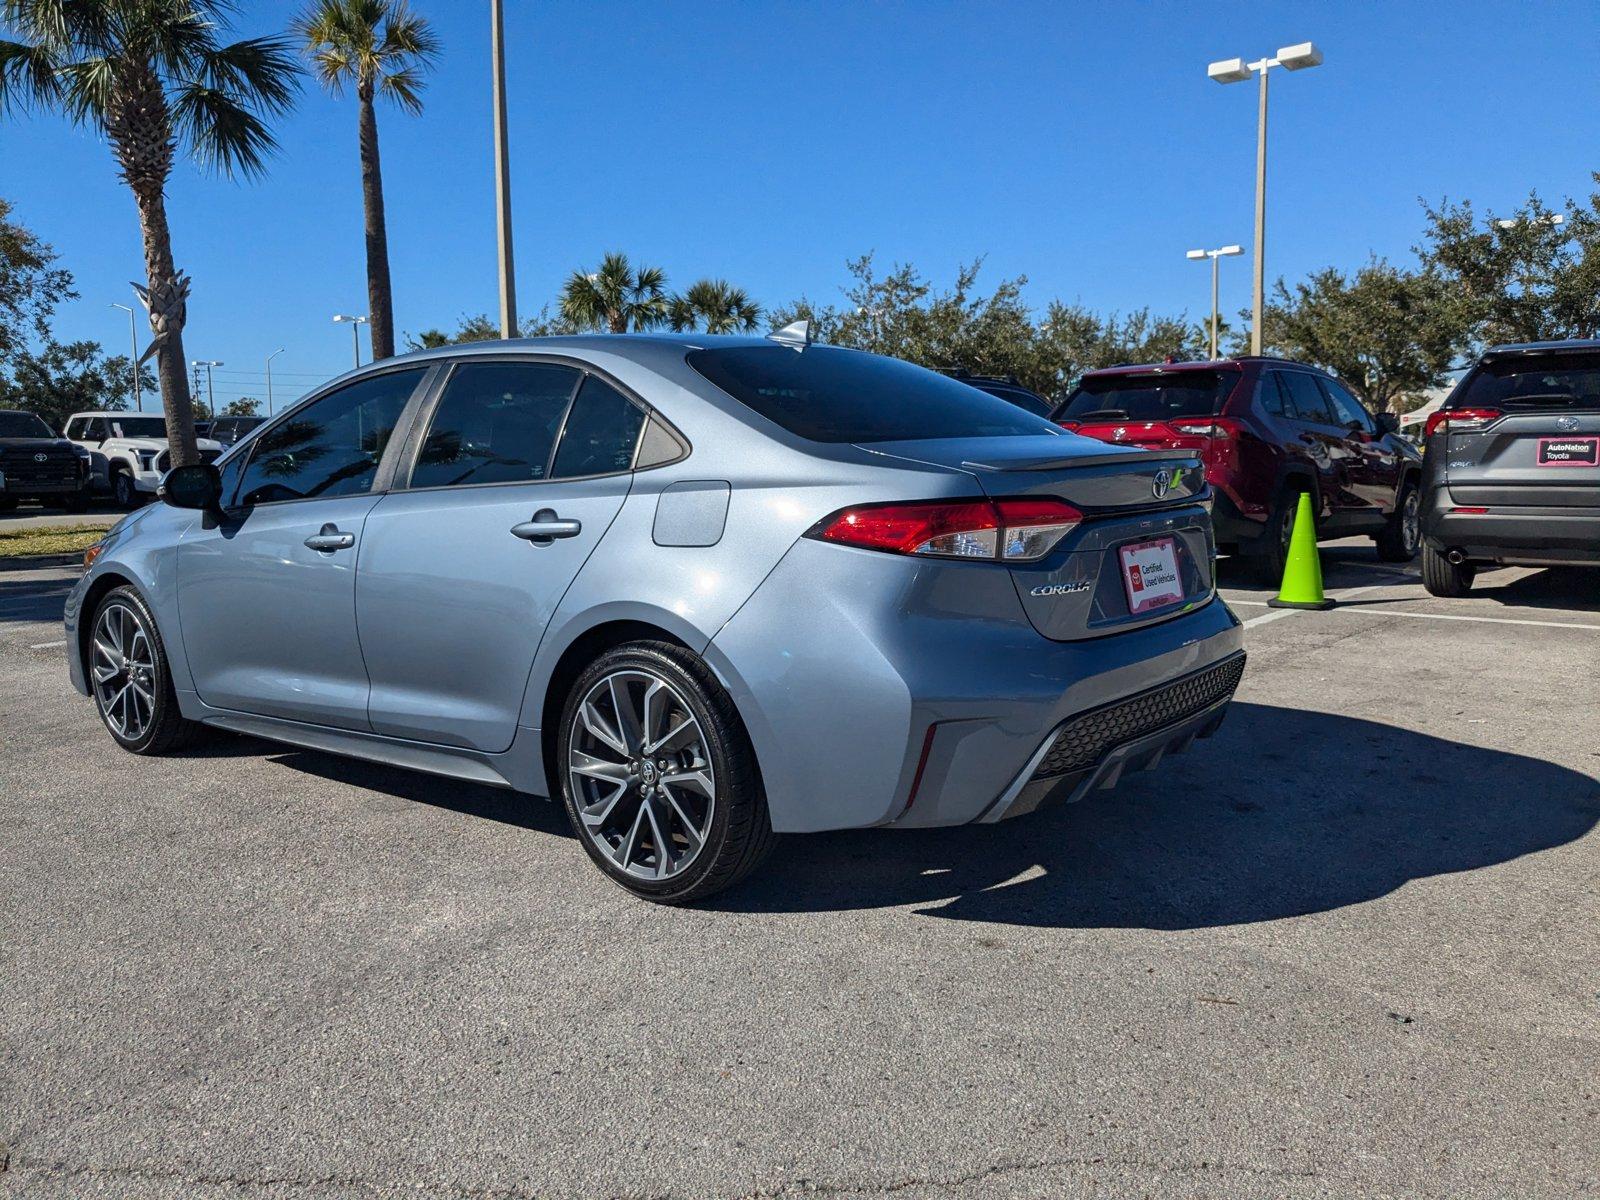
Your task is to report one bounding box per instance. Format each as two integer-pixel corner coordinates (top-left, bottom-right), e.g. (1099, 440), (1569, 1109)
(266, 348), (285, 415)
(191, 360), (222, 416)
(110, 303), (141, 411)
(491, 0), (518, 338)
(1207, 42), (1323, 355)
(1186, 245), (1244, 359)
(332, 314), (369, 368)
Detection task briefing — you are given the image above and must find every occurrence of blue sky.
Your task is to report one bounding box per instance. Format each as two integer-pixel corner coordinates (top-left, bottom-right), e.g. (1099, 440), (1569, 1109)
(4, 0), (1598, 411)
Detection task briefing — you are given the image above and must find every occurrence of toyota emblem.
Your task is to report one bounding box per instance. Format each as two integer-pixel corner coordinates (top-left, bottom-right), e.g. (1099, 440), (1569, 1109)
(33, 452), (48, 463)
(1152, 469), (1172, 500)
(1556, 415), (1580, 431)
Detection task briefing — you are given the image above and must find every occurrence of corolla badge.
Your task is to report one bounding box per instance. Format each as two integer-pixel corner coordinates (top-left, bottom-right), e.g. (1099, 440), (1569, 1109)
(1152, 468), (1172, 499)
(1030, 581), (1092, 597)
(1556, 415), (1580, 431)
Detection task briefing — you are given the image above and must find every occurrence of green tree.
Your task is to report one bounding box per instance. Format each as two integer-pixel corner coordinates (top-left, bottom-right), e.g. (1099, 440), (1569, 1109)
(1418, 181), (1600, 348)
(0, 338), (154, 430)
(295, 0), (438, 362)
(1257, 259), (1462, 414)
(0, 0), (298, 467)
(0, 196), (74, 359)
(560, 253), (670, 333)
(404, 306), (574, 350)
(669, 279), (762, 333)
(221, 397), (260, 416)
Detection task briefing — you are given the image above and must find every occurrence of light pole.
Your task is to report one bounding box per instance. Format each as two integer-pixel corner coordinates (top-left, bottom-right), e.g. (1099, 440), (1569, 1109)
(1496, 213), (1565, 229)
(109, 302), (142, 411)
(1207, 41), (1323, 355)
(265, 347), (285, 415)
(1185, 245), (1244, 359)
(491, 0), (518, 338)
(191, 360), (222, 416)
(332, 314), (369, 368)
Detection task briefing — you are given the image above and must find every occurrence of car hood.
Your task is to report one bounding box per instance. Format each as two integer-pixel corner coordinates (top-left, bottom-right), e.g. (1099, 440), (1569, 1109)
(0, 437), (77, 452)
(105, 437), (224, 453)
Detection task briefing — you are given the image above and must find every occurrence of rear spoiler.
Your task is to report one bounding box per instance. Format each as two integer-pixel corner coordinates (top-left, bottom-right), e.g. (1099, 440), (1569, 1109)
(960, 449), (1201, 473)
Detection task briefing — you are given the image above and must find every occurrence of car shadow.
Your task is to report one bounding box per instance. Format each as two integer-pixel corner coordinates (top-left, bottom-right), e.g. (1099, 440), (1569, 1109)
(0, 572), (77, 625)
(707, 702), (1600, 928)
(1467, 566), (1599, 614)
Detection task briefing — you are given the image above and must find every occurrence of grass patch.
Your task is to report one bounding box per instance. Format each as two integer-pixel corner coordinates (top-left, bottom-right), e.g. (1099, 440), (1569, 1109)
(0, 524), (106, 559)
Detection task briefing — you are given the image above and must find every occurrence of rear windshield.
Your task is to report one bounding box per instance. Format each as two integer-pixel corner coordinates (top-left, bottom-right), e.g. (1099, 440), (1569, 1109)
(1057, 370), (1238, 422)
(0, 412), (54, 438)
(685, 346), (1062, 443)
(1453, 354), (1600, 411)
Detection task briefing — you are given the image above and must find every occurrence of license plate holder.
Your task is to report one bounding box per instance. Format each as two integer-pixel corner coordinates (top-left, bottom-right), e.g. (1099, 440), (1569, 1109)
(1537, 437), (1599, 466)
(1119, 536), (1185, 614)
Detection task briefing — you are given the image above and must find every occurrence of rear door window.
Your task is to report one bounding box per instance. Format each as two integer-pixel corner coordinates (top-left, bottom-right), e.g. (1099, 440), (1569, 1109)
(1278, 371), (1337, 425)
(550, 376), (646, 478)
(1058, 370), (1238, 422)
(687, 345), (1058, 443)
(410, 363), (582, 489)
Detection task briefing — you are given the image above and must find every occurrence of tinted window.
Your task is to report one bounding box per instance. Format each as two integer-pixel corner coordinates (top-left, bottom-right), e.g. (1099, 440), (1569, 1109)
(238, 368), (423, 506)
(1257, 375), (1286, 416)
(551, 376), (646, 478)
(84, 418), (110, 442)
(0, 411), (54, 438)
(1320, 378), (1375, 433)
(1278, 372), (1336, 424)
(687, 346), (1059, 443)
(411, 363), (579, 489)
(1059, 370), (1238, 422)
(970, 381), (1052, 416)
(107, 416), (170, 439)
(1453, 353), (1600, 411)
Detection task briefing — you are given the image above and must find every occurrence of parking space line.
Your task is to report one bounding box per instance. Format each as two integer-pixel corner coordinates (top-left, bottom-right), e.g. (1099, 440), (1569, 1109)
(28, 639), (66, 650)
(1228, 604), (1593, 633)
(1239, 581), (1398, 629)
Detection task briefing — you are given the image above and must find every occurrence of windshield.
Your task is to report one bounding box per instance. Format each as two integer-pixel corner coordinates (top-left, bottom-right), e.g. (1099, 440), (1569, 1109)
(0, 412), (55, 438)
(1453, 354), (1600, 411)
(1058, 370), (1239, 422)
(686, 346), (1062, 443)
(107, 416), (170, 438)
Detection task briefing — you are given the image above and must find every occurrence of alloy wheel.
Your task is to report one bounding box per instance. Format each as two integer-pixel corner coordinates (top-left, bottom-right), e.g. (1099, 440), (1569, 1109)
(1403, 490), (1421, 555)
(93, 602), (157, 742)
(567, 669), (716, 881)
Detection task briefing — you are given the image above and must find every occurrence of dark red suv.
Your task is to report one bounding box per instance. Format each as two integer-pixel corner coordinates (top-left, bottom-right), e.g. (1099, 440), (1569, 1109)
(1051, 358), (1424, 575)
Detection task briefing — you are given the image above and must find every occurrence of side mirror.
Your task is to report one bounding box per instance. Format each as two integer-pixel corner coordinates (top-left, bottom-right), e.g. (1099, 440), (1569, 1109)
(160, 462), (224, 520)
(1375, 412), (1400, 435)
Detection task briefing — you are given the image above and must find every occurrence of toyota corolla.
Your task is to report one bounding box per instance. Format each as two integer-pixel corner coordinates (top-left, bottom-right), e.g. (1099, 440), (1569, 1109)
(64, 329), (1245, 902)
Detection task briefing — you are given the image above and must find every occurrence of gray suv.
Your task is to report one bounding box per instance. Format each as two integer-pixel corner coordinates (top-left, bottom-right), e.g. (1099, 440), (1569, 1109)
(65, 333), (1245, 903)
(1420, 340), (1600, 595)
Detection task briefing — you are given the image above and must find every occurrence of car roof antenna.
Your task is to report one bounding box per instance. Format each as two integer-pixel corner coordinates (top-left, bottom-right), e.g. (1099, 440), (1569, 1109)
(767, 318), (813, 350)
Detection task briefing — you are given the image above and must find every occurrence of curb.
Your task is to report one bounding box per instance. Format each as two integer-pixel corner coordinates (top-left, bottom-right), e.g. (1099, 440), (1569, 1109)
(0, 553), (86, 571)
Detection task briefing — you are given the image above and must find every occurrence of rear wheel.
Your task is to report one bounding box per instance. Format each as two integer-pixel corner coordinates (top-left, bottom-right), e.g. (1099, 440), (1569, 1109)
(90, 585), (207, 753)
(112, 468), (140, 510)
(1375, 480), (1421, 562)
(1248, 486), (1306, 583)
(557, 640), (774, 904)
(1421, 544), (1475, 597)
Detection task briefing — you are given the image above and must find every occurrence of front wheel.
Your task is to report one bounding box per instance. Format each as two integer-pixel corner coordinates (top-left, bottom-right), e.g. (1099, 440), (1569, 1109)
(1375, 481), (1421, 562)
(112, 469), (141, 510)
(90, 586), (207, 753)
(557, 641), (774, 904)
(1421, 544), (1475, 597)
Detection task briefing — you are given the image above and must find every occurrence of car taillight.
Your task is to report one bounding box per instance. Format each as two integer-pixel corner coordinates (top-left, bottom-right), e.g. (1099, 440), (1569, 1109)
(1169, 417), (1242, 440)
(1424, 408), (1501, 437)
(807, 497), (1083, 562)
(1055, 419), (1081, 432)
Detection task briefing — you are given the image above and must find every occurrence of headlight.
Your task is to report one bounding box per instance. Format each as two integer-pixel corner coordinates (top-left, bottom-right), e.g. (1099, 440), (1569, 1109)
(136, 450), (159, 470)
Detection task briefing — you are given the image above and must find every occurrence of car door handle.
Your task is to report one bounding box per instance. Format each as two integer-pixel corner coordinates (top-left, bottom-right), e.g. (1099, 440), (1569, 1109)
(304, 524), (355, 552)
(511, 509), (582, 544)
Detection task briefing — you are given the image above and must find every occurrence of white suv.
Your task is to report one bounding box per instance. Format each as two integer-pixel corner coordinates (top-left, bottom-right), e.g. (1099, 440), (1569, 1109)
(63, 412), (224, 509)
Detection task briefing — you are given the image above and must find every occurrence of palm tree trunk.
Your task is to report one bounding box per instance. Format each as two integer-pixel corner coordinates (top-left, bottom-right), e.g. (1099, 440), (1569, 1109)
(359, 87), (395, 361)
(131, 176), (198, 469)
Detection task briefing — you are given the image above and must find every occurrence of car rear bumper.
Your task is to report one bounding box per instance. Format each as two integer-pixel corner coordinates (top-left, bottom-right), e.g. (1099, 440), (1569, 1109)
(1422, 488), (1600, 565)
(707, 537), (1246, 833)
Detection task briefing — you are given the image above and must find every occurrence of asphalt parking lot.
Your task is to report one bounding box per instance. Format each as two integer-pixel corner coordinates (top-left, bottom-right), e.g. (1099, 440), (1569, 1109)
(2, 540), (1596, 1199)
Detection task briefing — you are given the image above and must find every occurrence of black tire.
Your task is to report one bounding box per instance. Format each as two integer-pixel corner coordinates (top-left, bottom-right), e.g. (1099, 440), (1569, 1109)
(111, 468), (140, 510)
(89, 585), (207, 754)
(1247, 485), (1306, 584)
(1375, 479), (1421, 562)
(556, 640), (774, 904)
(0, 496), (17, 512)
(61, 489), (90, 514)
(1421, 544), (1475, 597)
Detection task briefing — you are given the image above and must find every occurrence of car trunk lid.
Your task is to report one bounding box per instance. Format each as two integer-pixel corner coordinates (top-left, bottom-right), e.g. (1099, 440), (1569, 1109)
(863, 434), (1214, 641)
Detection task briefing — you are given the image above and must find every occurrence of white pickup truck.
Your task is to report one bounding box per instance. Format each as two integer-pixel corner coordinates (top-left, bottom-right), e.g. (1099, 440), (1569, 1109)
(63, 412), (224, 509)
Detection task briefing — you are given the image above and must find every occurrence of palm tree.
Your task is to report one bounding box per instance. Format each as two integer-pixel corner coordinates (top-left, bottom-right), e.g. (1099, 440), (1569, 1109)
(668, 279), (762, 334)
(560, 252), (670, 333)
(0, 0), (298, 466)
(295, 0), (437, 363)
